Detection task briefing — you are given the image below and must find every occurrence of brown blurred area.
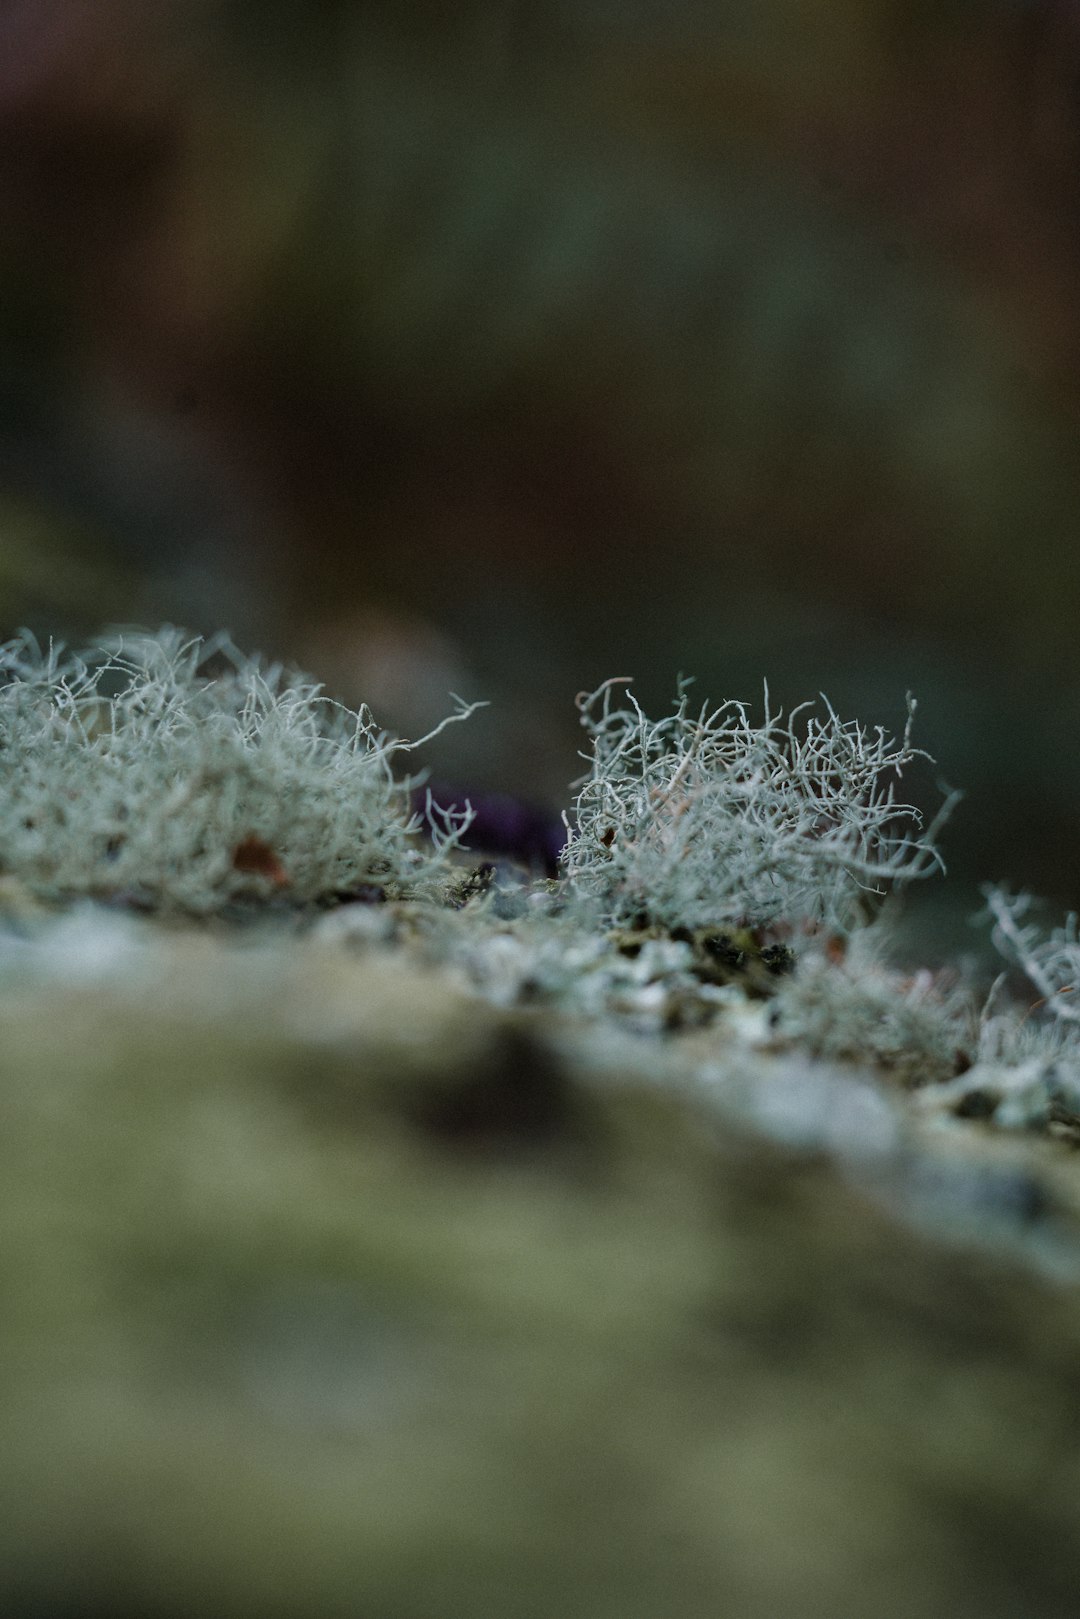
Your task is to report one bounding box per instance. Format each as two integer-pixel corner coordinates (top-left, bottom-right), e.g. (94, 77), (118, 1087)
(3, 0), (1080, 929)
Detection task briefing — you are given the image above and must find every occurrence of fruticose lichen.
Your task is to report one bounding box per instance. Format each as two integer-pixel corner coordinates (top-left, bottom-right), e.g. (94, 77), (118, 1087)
(2, 625), (1077, 1139)
(561, 677), (953, 933)
(0, 628), (480, 912)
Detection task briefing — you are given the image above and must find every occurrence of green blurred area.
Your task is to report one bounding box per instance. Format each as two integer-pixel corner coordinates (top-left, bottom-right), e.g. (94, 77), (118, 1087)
(6, 916), (1080, 1619)
(3, 0), (1080, 932)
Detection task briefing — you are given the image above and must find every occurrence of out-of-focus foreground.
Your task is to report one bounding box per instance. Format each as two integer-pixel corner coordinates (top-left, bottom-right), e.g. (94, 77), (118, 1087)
(5, 896), (1080, 1619)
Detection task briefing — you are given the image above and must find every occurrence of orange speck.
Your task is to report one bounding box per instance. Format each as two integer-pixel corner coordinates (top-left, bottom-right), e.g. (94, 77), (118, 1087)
(232, 834), (289, 887)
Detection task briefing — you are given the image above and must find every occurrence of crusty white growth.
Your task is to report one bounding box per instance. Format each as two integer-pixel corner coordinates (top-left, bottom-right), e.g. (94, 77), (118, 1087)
(562, 678), (952, 932)
(0, 628), (480, 912)
(768, 934), (970, 1088)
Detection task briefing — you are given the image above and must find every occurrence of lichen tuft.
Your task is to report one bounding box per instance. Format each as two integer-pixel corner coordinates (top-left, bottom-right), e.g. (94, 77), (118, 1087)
(0, 627), (480, 913)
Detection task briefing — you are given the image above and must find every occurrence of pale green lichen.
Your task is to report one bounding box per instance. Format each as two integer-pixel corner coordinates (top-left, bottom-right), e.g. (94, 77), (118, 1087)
(561, 677), (954, 934)
(1, 627), (1073, 1142)
(924, 888), (1080, 1135)
(0, 628), (480, 913)
(766, 931), (971, 1089)
(983, 884), (1080, 1029)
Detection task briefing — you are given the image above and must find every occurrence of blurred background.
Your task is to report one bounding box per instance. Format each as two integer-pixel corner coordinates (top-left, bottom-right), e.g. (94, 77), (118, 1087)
(3, 0), (1080, 948)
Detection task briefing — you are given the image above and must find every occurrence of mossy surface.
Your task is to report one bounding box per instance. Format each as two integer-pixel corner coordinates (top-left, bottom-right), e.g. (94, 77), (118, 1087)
(3, 898), (1080, 1619)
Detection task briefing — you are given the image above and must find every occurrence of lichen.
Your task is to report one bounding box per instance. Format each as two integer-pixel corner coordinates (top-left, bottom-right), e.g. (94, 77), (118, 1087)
(561, 677), (953, 934)
(0, 627), (480, 913)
